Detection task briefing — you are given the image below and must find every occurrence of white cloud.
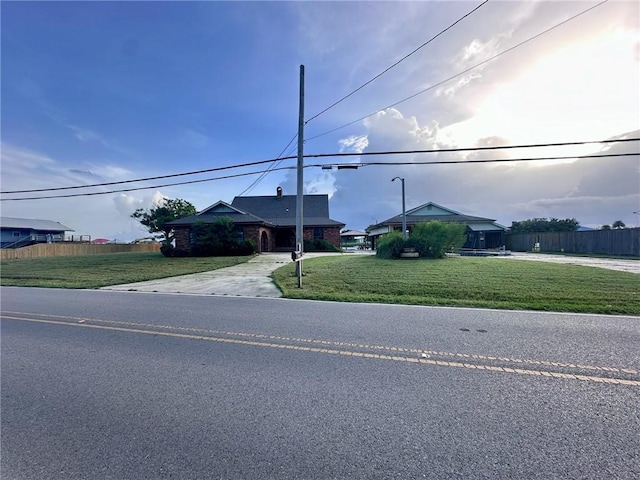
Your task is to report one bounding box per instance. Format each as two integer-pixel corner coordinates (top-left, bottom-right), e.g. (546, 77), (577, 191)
(0, 144), (164, 241)
(180, 128), (210, 148)
(328, 106), (639, 231)
(66, 125), (106, 144)
(439, 28), (640, 151)
(339, 135), (368, 154)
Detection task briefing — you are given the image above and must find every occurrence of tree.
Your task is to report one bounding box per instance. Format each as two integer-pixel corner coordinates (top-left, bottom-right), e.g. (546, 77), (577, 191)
(601, 224), (611, 230)
(612, 220), (626, 229)
(131, 198), (196, 245)
(510, 218), (579, 233)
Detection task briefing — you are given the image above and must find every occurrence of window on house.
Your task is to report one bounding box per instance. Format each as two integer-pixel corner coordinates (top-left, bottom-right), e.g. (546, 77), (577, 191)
(313, 227), (324, 240)
(13, 231), (20, 237)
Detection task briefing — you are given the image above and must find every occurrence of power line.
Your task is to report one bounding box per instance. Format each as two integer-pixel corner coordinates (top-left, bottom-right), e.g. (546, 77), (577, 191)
(3, 151), (636, 202)
(1, 156), (292, 195)
(344, 152), (636, 167)
(305, 0), (489, 124)
(2, 170), (274, 201)
(237, 132), (298, 196)
(2, 136), (636, 195)
(239, 0), (489, 196)
(304, 137), (639, 160)
(306, 0), (609, 142)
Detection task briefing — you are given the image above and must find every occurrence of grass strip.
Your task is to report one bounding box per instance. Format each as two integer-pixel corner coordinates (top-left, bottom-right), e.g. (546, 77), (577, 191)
(272, 255), (639, 315)
(0, 252), (251, 289)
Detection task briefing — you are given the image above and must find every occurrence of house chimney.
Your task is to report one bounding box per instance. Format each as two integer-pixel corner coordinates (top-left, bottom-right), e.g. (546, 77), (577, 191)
(276, 186), (283, 199)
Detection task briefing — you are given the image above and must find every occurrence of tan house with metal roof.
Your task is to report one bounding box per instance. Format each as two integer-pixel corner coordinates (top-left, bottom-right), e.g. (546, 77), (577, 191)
(366, 202), (506, 250)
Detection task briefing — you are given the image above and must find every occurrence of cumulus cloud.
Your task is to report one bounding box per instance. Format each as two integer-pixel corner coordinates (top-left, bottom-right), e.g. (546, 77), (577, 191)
(339, 135), (368, 154)
(327, 109), (639, 231)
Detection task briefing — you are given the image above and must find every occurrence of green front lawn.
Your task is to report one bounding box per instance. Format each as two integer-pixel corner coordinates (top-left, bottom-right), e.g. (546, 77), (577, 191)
(0, 252), (251, 289)
(272, 255), (639, 315)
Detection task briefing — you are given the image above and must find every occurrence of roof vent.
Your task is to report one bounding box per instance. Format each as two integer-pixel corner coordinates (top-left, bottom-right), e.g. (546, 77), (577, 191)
(276, 186), (283, 199)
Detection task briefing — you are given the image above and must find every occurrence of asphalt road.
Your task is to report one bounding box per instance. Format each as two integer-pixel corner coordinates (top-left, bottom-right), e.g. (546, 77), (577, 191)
(2, 287), (639, 479)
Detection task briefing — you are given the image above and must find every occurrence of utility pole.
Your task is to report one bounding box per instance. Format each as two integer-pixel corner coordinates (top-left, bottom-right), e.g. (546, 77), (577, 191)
(392, 177), (407, 239)
(295, 65), (305, 287)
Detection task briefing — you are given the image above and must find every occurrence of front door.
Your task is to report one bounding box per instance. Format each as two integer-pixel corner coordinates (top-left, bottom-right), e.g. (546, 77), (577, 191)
(275, 228), (295, 250)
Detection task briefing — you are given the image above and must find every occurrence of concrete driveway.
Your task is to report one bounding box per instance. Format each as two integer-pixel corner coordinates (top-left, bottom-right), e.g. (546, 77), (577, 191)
(499, 252), (639, 274)
(101, 250), (636, 298)
(100, 252), (352, 298)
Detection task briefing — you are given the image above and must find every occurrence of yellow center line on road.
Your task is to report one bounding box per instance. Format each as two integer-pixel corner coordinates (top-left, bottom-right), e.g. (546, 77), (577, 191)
(2, 313), (639, 387)
(3, 310), (638, 376)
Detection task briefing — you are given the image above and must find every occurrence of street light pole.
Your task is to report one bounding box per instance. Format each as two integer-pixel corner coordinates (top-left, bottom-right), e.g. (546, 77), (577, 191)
(392, 177), (407, 239)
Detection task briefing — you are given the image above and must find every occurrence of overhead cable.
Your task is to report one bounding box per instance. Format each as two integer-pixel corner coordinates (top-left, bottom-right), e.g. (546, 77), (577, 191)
(1, 157), (290, 194)
(236, 131), (298, 196)
(306, 0), (609, 142)
(3, 151), (636, 202)
(305, 0), (489, 124)
(1, 135), (636, 195)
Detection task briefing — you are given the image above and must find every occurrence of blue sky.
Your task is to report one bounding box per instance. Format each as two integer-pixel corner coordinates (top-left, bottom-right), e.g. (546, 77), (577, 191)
(1, 1), (639, 241)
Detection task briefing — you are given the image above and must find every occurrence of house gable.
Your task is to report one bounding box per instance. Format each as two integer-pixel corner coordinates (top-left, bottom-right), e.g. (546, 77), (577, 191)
(199, 201), (248, 216)
(408, 202), (461, 217)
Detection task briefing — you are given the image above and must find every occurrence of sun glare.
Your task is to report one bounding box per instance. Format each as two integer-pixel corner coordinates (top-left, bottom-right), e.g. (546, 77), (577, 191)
(441, 30), (640, 164)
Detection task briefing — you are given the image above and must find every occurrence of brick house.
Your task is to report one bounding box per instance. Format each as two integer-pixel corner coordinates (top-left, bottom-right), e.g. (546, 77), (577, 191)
(167, 187), (345, 253)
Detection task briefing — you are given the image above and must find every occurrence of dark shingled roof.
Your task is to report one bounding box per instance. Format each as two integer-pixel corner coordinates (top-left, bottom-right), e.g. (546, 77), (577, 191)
(231, 194), (343, 227)
(167, 195), (344, 228)
(167, 211), (269, 227)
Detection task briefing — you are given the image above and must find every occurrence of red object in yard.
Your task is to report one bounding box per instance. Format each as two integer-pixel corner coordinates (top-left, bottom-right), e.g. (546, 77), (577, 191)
(91, 238), (110, 244)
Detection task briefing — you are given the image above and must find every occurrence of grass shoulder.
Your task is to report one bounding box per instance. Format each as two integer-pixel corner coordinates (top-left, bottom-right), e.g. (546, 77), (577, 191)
(0, 252), (251, 289)
(272, 255), (639, 315)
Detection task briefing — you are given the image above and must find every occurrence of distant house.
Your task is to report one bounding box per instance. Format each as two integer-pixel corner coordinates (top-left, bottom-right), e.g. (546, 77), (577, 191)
(0, 217), (74, 248)
(167, 187), (345, 253)
(340, 229), (368, 248)
(366, 202), (506, 250)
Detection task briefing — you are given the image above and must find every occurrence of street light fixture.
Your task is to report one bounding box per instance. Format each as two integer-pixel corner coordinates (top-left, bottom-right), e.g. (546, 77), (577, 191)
(392, 177), (407, 239)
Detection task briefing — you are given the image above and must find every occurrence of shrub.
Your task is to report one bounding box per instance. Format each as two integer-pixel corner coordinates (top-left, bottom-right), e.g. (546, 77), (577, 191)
(304, 239), (341, 252)
(376, 231), (405, 259)
(410, 221), (466, 258)
(191, 218), (256, 257)
(236, 239), (258, 256)
(160, 245), (189, 257)
(376, 222), (466, 259)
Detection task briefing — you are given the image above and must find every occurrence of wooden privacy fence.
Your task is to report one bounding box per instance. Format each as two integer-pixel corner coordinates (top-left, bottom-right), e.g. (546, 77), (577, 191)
(506, 228), (640, 256)
(1, 243), (161, 260)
